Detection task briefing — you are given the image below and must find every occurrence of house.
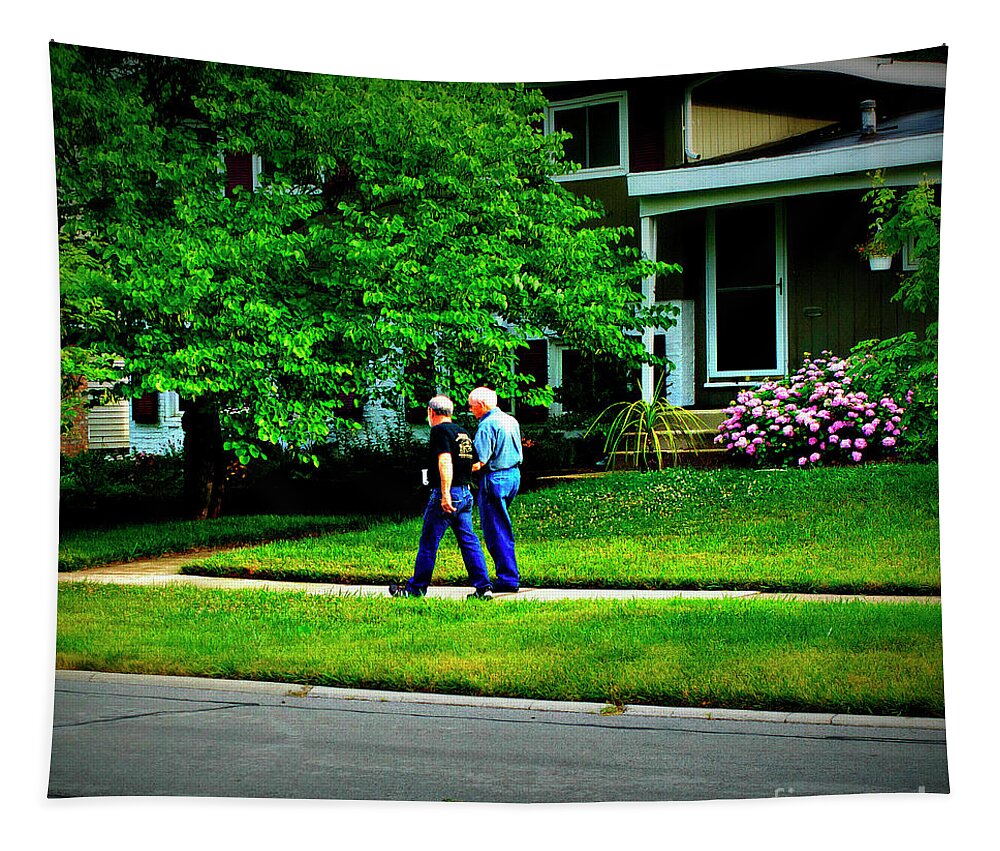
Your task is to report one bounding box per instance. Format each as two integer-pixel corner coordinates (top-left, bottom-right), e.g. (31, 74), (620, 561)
(532, 50), (945, 415)
(63, 50), (946, 455)
(60, 384), (185, 457)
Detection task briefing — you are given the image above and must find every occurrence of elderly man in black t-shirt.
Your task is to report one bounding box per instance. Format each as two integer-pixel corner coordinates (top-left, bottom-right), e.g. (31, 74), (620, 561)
(389, 395), (494, 600)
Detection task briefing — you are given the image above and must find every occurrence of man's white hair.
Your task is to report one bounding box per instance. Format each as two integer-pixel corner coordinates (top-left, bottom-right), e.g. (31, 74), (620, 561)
(427, 395), (454, 416)
(468, 386), (498, 408)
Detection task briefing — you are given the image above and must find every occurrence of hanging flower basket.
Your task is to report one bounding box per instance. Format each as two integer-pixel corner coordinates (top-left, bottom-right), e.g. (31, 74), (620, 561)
(856, 234), (894, 272)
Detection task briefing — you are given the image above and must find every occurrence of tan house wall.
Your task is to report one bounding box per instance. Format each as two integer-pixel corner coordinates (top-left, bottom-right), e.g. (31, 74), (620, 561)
(692, 104), (835, 161)
(86, 385), (130, 451)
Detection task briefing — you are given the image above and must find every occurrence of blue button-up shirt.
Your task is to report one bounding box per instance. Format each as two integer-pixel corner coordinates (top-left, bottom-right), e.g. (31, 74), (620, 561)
(473, 408), (523, 472)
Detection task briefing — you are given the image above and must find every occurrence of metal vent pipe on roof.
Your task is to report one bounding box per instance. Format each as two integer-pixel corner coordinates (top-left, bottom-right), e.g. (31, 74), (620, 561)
(860, 99), (877, 136)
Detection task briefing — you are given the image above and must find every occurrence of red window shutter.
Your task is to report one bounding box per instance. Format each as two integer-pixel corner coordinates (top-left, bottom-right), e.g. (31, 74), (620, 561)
(133, 392), (159, 425)
(630, 105), (665, 172)
(225, 153), (254, 197)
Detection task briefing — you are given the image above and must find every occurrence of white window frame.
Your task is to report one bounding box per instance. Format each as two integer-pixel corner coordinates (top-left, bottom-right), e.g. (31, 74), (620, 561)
(705, 201), (788, 381)
(545, 92), (629, 181)
(902, 233), (921, 271)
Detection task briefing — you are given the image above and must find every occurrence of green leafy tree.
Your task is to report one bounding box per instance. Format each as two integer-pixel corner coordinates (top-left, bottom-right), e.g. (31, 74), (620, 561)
(51, 44), (678, 517)
(59, 235), (120, 432)
(849, 171), (940, 459)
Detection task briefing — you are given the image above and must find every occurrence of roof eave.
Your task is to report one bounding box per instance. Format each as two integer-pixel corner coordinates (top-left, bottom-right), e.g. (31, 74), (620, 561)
(628, 133), (943, 199)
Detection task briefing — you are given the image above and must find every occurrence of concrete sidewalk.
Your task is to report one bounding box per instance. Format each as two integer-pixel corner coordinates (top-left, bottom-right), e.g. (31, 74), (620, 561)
(58, 556), (942, 604)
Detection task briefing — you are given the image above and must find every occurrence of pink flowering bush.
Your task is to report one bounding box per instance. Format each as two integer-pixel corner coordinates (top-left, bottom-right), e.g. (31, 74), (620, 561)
(715, 351), (906, 467)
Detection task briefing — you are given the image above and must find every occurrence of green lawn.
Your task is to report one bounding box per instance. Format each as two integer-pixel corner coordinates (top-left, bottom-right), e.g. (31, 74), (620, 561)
(58, 514), (374, 571)
(180, 465), (941, 594)
(56, 583), (945, 716)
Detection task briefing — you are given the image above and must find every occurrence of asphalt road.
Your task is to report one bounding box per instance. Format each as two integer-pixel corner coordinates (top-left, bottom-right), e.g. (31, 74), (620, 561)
(48, 674), (949, 802)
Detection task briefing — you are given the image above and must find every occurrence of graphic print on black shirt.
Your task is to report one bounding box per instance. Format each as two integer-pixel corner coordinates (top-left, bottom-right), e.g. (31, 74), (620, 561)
(428, 422), (478, 488)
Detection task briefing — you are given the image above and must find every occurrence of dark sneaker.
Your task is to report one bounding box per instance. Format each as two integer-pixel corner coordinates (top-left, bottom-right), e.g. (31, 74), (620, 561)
(467, 587), (495, 601)
(389, 582), (425, 598)
(492, 585), (519, 594)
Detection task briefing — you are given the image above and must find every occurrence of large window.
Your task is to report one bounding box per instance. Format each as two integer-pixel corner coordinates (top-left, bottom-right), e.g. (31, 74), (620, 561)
(546, 93), (628, 179)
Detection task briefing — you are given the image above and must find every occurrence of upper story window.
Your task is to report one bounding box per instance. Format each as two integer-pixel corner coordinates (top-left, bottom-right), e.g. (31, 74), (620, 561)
(545, 92), (628, 180)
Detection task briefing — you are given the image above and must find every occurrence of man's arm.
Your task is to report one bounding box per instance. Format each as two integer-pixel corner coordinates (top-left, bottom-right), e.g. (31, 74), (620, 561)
(438, 452), (455, 513)
(473, 419), (497, 473)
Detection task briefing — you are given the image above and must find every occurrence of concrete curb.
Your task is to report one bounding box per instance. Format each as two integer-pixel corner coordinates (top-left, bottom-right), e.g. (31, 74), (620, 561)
(55, 670), (947, 731)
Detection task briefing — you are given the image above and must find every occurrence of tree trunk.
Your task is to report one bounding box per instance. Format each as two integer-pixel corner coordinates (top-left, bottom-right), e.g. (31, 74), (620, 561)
(181, 400), (227, 520)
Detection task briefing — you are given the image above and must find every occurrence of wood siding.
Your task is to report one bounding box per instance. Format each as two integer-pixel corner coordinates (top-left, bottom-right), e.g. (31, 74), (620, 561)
(563, 176), (639, 245)
(691, 105), (835, 162)
(785, 192), (932, 362)
(87, 396), (130, 451)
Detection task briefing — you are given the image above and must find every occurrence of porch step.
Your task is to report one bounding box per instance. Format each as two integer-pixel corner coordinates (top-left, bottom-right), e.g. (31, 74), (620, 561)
(605, 409), (729, 469)
(606, 447), (728, 470)
(682, 409), (727, 430)
(684, 408), (726, 431)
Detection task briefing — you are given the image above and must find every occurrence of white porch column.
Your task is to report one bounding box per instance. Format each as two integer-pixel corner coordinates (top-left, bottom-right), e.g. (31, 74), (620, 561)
(547, 342), (564, 416)
(639, 215), (657, 404)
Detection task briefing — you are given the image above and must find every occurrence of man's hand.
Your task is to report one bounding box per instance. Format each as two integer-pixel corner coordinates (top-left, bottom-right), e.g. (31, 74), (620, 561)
(438, 452), (455, 512)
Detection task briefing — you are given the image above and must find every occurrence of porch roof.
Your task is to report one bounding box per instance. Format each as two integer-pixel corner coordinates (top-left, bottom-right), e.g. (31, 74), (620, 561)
(632, 108), (944, 216)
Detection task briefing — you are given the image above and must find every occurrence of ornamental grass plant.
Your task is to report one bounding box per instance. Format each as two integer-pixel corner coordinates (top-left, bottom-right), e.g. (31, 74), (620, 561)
(587, 381), (708, 470)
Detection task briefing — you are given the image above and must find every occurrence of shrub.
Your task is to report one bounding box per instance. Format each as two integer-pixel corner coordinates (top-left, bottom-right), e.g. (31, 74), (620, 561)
(848, 334), (938, 461)
(60, 449), (185, 521)
(715, 352), (906, 467)
(322, 419), (427, 474)
(846, 172), (939, 461)
(519, 415), (606, 471)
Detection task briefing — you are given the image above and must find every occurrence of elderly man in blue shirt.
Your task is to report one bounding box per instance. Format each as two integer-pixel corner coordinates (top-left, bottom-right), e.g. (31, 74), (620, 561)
(468, 386), (524, 593)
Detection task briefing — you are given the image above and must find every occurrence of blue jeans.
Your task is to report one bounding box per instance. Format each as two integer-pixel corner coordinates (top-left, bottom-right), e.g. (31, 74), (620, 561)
(406, 486), (491, 594)
(479, 467), (520, 590)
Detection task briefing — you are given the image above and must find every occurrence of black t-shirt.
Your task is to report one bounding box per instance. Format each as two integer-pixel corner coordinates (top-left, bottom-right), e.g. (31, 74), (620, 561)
(428, 422), (478, 488)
